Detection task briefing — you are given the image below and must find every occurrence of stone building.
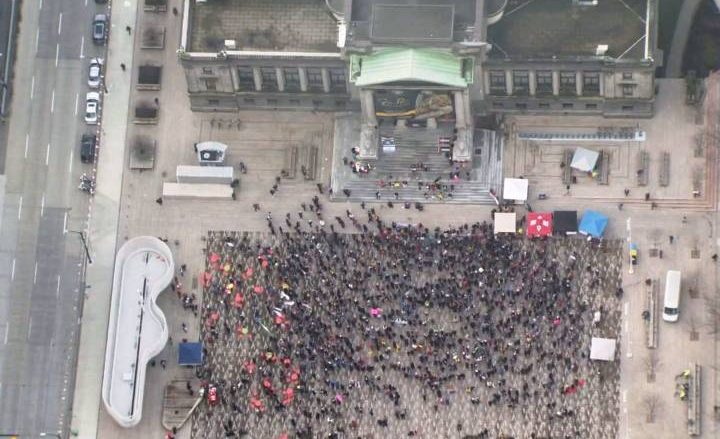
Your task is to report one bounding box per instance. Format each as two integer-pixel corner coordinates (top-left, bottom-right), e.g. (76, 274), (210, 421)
(179, 0), (658, 156)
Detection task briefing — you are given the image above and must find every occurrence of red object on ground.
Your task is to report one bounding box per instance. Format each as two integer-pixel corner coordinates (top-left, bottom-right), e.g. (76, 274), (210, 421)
(243, 360), (256, 374)
(207, 386), (218, 405)
(281, 387), (295, 405)
(527, 212), (553, 238)
(250, 396), (265, 412)
(253, 284), (265, 294)
(233, 292), (244, 308)
(210, 253), (220, 263)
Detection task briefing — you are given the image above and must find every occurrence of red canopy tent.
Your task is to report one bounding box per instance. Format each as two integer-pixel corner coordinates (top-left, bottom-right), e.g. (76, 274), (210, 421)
(527, 212), (553, 237)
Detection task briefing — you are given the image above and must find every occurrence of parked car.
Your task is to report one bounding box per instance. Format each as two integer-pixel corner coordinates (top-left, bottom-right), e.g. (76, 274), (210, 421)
(92, 14), (107, 45)
(85, 91), (100, 124)
(80, 134), (97, 163)
(88, 58), (103, 88)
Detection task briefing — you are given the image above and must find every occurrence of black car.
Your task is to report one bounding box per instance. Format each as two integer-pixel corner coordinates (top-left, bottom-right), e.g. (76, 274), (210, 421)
(92, 14), (107, 44)
(80, 134), (96, 163)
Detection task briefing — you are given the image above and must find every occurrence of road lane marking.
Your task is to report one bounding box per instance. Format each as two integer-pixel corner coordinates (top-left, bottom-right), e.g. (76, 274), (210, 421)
(39, 0), (42, 9)
(41, 194), (45, 216)
(11, 258), (15, 281)
(33, 262), (37, 284)
(74, 93), (79, 115)
(63, 211), (68, 234)
(79, 36), (85, 59)
(58, 13), (63, 35)
(35, 29), (39, 53)
(46, 143), (50, 165)
(50, 89), (55, 113)
(3, 323), (8, 344)
(68, 150), (73, 174)
(18, 196), (22, 219)
(55, 43), (59, 67)
(57, 275), (61, 298)
(30, 76), (34, 99)
(27, 317), (32, 339)
(24, 134), (29, 158)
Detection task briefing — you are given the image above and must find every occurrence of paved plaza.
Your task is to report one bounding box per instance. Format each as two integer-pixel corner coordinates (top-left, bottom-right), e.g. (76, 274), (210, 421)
(188, 224), (623, 438)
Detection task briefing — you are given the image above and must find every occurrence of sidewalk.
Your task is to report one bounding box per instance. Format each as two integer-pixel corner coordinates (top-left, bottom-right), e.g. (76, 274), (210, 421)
(69, 0), (139, 437)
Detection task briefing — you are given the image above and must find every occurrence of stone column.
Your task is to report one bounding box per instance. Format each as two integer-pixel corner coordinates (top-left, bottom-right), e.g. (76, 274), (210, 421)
(276, 67), (285, 92)
(230, 66), (240, 91)
(321, 68), (331, 93)
(358, 89), (378, 160)
(452, 91), (472, 162)
(252, 67), (262, 91)
(505, 70), (513, 96)
(528, 70), (536, 96)
(298, 67), (308, 92)
(552, 71), (560, 96)
(599, 72), (605, 97)
(483, 70), (491, 96)
(576, 71), (583, 96)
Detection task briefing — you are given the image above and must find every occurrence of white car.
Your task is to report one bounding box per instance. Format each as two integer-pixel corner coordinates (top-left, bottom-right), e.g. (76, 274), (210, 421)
(88, 58), (103, 88)
(85, 91), (100, 124)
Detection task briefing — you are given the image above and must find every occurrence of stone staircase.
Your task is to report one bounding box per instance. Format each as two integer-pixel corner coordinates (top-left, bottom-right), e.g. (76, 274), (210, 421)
(338, 179), (498, 204)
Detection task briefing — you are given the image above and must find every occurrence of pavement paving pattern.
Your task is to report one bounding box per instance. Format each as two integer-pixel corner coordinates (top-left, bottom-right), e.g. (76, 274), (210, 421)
(189, 207), (623, 439)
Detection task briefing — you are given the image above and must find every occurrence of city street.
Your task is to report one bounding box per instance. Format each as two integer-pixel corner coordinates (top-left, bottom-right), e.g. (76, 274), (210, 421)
(0, 0), (108, 436)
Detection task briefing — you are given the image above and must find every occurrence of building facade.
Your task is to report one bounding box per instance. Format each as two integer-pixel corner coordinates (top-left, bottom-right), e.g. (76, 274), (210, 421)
(179, 0), (657, 121)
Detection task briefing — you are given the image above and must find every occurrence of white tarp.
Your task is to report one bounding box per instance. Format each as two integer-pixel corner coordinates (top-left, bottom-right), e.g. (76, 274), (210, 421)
(494, 212), (517, 234)
(590, 337), (617, 361)
(502, 178), (529, 201)
(571, 147), (600, 172)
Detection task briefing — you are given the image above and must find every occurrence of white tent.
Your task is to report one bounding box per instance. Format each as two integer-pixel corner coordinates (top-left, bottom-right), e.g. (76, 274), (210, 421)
(570, 147), (600, 172)
(494, 212), (517, 234)
(590, 337), (617, 361)
(502, 178), (529, 201)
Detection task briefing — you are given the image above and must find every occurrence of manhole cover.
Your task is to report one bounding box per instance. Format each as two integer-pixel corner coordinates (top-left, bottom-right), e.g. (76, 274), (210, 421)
(649, 248), (659, 257)
(691, 249), (701, 259)
(690, 331), (699, 341)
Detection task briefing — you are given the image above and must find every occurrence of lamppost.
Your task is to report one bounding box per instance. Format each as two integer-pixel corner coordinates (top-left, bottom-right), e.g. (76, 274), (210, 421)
(39, 433), (62, 438)
(69, 230), (92, 265)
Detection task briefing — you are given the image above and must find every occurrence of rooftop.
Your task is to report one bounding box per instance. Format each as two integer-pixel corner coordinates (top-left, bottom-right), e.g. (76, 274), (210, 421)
(188, 0), (340, 53)
(487, 0), (648, 59)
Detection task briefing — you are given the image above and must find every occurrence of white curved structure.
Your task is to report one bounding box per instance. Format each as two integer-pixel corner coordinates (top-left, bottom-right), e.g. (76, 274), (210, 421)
(102, 236), (174, 427)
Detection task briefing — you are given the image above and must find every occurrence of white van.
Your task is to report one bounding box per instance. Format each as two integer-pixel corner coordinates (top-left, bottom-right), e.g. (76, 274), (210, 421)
(662, 270), (681, 322)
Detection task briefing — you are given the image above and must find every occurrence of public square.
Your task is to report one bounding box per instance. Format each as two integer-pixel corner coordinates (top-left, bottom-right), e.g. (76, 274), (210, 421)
(188, 210), (623, 438)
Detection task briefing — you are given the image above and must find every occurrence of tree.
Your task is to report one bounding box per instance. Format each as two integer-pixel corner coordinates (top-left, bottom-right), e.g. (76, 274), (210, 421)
(643, 393), (662, 423)
(645, 350), (659, 382)
(704, 293), (720, 335)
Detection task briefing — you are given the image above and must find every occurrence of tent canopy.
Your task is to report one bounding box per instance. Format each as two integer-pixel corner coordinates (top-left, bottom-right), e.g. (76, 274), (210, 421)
(527, 212), (552, 237)
(570, 147), (600, 172)
(502, 178), (529, 201)
(553, 211), (578, 235)
(590, 337), (617, 361)
(494, 212), (517, 234)
(178, 342), (204, 366)
(579, 210), (608, 238)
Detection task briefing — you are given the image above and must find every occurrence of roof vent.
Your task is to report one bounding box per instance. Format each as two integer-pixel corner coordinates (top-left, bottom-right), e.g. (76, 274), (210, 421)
(596, 44), (608, 56)
(224, 39), (237, 50)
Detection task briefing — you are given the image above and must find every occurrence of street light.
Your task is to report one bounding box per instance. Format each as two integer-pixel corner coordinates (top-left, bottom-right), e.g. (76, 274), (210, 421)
(69, 230), (93, 265)
(39, 433), (62, 439)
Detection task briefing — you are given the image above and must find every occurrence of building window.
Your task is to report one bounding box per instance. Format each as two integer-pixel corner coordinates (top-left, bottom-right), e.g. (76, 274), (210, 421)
(202, 67), (213, 75)
(204, 78), (217, 91)
(623, 72), (633, 80)
(307, 68), (324, 92)
(243, 98), (255, 104)
(538, 102), (550, 109)
(562, 102), (574, 109)
(489, 71), (506, 95)
(335, 100), (346, 108)
(284, 68), (301, 92)
(585, 103), (598, 110)
(515, 102), (527, 110)
(536, 71), (553, 95)
(260, 67), (278, 91)
(560, 71), (576, 95)
(238, 67), (255, 91)
(622, 105), (634, 111)
(267, 98), (278, 106)
(312, 99), (322, 108)
(622, 85), (634, 97)
(289, 99), (300, 106)
(492, 101), (504, 109)
(512, 70), (529, 96)
(329, 68), (346, 92)
(583, 72), (600, 96)
(207, 99), (219, 106)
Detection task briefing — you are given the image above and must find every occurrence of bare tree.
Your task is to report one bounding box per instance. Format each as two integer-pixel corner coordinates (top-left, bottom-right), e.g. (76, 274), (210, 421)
(684, 313), (700, 341)
(645, 350), (659, 382)
(643, 393), (662, 423)
(704, 293), (720, 335)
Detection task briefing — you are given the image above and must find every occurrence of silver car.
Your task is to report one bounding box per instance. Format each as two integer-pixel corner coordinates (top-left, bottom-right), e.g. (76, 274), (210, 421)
(88, 58), (103, 88)
(85, 91), (100, 124)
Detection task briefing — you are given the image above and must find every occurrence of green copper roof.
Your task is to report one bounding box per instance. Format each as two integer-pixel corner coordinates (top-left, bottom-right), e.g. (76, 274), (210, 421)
(350, 49), (473, 88)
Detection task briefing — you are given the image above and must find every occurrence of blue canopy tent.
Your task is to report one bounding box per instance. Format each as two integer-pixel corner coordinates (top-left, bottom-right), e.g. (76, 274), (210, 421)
(178, 342), (204, 366)
(579, 210), (608, 238)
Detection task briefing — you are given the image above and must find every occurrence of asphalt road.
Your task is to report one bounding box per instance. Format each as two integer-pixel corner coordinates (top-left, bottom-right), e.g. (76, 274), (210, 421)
(0, 0), (108, 436)
(0, 0), (18, 172)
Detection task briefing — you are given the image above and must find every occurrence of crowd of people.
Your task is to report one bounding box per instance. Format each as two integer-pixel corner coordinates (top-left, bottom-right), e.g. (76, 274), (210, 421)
(190, 191), (623, 439)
